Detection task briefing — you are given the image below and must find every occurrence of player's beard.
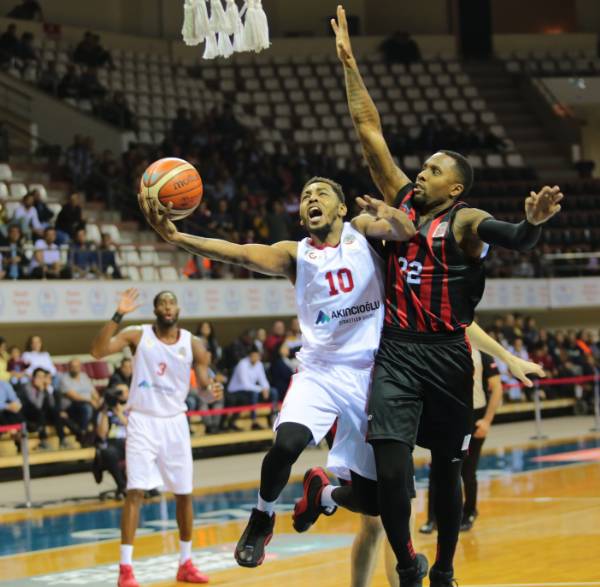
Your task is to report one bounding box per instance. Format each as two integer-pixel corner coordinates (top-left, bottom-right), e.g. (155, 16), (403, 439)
(156, 313), (179, 328)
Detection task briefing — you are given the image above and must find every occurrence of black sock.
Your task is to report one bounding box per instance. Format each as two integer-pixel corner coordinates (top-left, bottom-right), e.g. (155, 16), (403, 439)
(331, 471), (379, 516)
(372, 440), (415, 570)
(431, 451), (463, 572)
(259, 422), (312, 502)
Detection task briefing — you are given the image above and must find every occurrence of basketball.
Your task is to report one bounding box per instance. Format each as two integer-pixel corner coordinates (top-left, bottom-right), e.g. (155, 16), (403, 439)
(139, 157), (203, 221)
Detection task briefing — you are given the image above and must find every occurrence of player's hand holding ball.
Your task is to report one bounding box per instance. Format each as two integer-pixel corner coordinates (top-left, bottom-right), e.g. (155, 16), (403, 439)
(138, 157), (204, 243)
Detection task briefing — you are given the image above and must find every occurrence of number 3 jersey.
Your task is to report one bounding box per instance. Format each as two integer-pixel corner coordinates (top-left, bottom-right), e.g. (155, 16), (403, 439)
(295, 222), (385, 369)
(129, 324), (193, 417)
(385, 183), (486, 333)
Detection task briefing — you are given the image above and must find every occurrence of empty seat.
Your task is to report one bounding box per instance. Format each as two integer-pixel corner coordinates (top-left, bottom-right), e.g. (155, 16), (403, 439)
(101, 224), (121, 244)
(0, 164), (12, 181)
(139, 245), (160, 265)
(0, 182), (8, 199)
(140, 266), (158, 281)
(9, 183), (28, 200)
(159, 266), (179, 281)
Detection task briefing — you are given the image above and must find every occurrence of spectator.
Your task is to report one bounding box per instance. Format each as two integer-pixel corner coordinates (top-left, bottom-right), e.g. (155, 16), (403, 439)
(22, 368), (74, 449)
(0, 250), (5, 280)
(0, 121), (9, 161)
(285, 317), (302, 360)
(58, 358), (101, 438)
(221, 329), (256, 373)
(55, 192), (85, 240)
(171, 108), (192, 147)
(15, 31), (38, 63)
(224, 346), (275, 431)
(107, 357), (132, 394)
(0, 24), (19, 62)
(7, 0), (43, 21)
(38, 60), (60, 95)
(72, 32), (95, 67)
(0, 379), (22, 428)
(509, 337), (529, 361)
(79, 66), (106, 100)
(208, 200), (234, 239)
(380, 31), (421, 66)
(254, 327), (267, 356)
(264, 320), (286, 360)
(7, 345), (28, 389)
(58, 64), (82, 100)
(196, 321), (222, 366)
(89, 34), (113, 69)
(266, 200), (291, 243)
(30, 226), (72, 279)
(22, 335), (56, 377)
(0, 337), (9, 382)
(30, 190), (53, 229)
(513, 255), (535, 278)
(12, 192), (43, 239)
(97, 92), (136, 130)
(269, 342), (293, 401)
(70, 227), (97, 278)
(1, 225), (28, 279)
(98, 232), (122, 278)
(94, 384), (128, 497)
(65, 135), (93, 190)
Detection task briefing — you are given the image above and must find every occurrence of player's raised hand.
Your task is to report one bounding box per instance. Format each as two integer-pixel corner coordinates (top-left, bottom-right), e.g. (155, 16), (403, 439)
(356, 194), (391, 219)
(504, 355), (545, 388)
(117, 288), (141, 315)
(138, 193), (178, 244)
(525, 185), (563, 225)
(331, 5), (355, 67)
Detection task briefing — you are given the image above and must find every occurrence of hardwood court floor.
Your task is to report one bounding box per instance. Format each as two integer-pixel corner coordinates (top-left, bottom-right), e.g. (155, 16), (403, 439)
(1, 460), (599, 586)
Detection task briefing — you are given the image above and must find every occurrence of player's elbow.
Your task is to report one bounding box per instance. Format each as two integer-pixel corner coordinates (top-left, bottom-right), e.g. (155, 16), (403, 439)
(90, 345), (104, 360)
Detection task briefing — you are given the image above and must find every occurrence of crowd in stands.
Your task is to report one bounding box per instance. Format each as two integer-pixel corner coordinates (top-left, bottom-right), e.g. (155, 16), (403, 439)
(0, 189), (122, 280)
(480, 313), (599, 402)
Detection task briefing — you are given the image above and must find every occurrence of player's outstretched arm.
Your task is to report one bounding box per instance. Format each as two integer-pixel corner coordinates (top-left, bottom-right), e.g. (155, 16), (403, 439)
(139, 195), (297, 279)
(454, 185), (564, 257)
(331, 5), (410, 205)
(466, 322), (545, 387)
(90, 288), (143, 359)
(351, 195), (415, 241)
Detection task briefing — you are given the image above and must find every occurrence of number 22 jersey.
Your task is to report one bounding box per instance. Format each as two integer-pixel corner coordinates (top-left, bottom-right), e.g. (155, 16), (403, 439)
(295, 222), (385, 369)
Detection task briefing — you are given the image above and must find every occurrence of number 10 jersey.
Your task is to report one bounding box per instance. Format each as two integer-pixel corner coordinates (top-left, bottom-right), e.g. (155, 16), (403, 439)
(295, 222), (385, 369)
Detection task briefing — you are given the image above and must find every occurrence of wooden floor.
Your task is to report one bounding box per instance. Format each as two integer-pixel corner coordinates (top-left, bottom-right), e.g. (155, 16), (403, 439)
(1, 460), (599, 586)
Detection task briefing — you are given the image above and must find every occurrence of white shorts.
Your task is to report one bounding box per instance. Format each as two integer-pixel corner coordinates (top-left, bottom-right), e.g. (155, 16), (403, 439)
(274, 361), (376, 481)
(126, 411), (193, 494)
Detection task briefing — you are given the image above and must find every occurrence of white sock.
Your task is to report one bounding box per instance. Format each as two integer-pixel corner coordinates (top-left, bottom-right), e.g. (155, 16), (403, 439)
(256, 492), (276, 515)
(179, 540), (192, 564)
(320, 484), (337, 509)
(120, 544), (133, 566)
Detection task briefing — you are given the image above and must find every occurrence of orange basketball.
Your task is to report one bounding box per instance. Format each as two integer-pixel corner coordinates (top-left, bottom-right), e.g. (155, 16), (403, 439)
(140, 157), (203, 221)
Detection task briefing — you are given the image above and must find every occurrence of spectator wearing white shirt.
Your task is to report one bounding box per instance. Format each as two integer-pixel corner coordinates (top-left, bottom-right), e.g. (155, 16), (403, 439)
(29, 227), (72, 279)
(22, 335), (56, 377)
(224, 346), (277, 431)
(12, 192), (43, 239)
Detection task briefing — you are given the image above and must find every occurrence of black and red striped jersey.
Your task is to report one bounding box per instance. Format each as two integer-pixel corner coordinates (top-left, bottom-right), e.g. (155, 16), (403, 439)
(383, 183), (486, 333)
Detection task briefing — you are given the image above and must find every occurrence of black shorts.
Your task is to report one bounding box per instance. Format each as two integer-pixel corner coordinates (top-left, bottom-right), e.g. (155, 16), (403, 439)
(367, 327), (474, 460)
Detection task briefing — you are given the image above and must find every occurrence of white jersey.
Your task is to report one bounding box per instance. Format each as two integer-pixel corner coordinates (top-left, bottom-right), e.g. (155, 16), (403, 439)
(129, 325), (193, 417)
(295, 222), (385, 369)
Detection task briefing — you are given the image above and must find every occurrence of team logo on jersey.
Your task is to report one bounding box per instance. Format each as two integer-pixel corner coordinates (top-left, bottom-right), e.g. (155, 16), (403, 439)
(178, 347), (187, 358)
(315, 300), (381, 327)
(138, 380), (151, 389)
(343, 234), (356, 245)
(432, 221), (448, 238)
(306, 250), (318, 260)
(315, 310), (331, 325)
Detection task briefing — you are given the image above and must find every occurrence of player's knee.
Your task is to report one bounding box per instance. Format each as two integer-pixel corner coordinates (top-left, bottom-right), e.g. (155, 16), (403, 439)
(271, 435), (305, 464)
(126, 489), (144, 503)
(360, 515), (384, 537)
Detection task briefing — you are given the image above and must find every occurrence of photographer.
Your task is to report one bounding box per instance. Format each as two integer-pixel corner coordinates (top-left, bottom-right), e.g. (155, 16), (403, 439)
(94, 385), (128, 497)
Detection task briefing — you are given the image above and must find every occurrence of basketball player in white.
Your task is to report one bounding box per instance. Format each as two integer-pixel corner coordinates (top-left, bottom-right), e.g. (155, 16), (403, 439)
(91, 289), (221, 587)
(139, 179), (540, 572)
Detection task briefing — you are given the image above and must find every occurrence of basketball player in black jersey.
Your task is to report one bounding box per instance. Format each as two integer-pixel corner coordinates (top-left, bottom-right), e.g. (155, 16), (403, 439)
(328, 7), (563, 587)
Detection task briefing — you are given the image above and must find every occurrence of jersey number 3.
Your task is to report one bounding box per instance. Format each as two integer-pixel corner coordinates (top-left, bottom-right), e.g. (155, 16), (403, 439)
(325, 268), (354, 296)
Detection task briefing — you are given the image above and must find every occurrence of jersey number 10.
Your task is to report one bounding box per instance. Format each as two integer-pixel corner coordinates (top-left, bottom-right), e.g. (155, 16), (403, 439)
(325, 268), (355, 296)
